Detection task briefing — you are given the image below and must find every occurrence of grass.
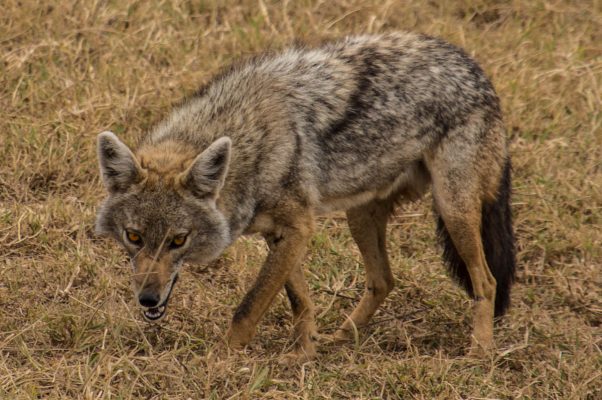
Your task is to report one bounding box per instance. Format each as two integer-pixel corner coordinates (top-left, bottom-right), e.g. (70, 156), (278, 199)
(1, 0), (600, 398)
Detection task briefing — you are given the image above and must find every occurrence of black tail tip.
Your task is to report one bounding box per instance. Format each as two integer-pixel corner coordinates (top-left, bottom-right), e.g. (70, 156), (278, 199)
(483, 159), (516, 317)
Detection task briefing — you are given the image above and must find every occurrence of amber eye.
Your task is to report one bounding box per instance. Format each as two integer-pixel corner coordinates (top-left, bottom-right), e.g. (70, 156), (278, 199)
(125, 230), (142, 245)
(171, 236), (187, 249)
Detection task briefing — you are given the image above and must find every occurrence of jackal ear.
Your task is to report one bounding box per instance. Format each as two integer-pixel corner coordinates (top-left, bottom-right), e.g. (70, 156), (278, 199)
(97, 131), (143, 193)
(181, 137), (231, 199)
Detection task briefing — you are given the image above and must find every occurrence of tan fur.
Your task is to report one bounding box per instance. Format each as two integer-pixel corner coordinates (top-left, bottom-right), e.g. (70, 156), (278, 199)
(426, 149), (499, 352)
(333, 198), (395, 341)
(226, 201), (315, 357)
(132, 250), (176, 300)
(281, 253), (318, 362)
(136, 141), (197, 187)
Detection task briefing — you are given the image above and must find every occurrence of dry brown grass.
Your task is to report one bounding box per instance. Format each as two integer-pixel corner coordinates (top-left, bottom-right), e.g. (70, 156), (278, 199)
(1, 0), (601, 398)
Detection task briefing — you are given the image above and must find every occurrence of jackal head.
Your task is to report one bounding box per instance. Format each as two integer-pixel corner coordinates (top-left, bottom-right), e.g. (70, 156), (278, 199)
(95, 131), (231, 321)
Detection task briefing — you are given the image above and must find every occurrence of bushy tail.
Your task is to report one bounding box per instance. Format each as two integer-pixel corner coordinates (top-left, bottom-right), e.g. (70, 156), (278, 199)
(436, 159), (516, 317)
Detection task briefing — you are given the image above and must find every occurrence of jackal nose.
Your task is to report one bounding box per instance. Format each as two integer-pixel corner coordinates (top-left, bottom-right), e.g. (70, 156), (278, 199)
(139, 292), (160, 308)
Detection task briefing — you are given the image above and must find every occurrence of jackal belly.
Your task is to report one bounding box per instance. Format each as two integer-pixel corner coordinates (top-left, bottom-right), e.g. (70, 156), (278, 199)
(314, 160), (430, 215)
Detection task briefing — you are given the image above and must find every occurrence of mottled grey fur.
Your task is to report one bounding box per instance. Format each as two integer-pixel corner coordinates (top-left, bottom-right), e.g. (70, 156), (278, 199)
(96, 32), (515, 358)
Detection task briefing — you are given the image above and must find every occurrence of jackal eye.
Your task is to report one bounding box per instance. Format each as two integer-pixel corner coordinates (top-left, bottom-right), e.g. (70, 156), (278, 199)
(170, 235), (187, 249)
(125, 230), (143, 246)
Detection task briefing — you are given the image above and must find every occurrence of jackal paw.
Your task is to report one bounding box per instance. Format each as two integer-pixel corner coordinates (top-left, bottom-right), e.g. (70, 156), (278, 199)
(226, 325), (255, 350)
(467, 335), (495, 358)
(208, 340), (250, 364)
(331, 328), (355, 343)
(278, 345), (317, 365)
(278, 328), (319, 365)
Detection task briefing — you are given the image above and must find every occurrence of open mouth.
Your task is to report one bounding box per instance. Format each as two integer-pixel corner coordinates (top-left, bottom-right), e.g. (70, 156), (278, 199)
(142, 275), (178, 322)
(144, 305), (166, 321)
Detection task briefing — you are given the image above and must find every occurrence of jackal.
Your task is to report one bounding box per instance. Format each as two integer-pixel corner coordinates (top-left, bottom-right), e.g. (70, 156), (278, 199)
(96, 32), (516, 360)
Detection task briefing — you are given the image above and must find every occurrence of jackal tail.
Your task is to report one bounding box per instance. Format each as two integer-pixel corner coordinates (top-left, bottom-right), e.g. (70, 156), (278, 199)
(437, 159), (516, 317)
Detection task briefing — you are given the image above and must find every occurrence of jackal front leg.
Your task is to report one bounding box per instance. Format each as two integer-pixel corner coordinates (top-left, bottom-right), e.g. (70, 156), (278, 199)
(280, 263), (318, 363)
(227, 215), (313, 349)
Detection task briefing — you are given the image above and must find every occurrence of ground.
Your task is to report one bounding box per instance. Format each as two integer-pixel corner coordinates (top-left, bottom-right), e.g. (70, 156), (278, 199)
(0, 0), (600, 398)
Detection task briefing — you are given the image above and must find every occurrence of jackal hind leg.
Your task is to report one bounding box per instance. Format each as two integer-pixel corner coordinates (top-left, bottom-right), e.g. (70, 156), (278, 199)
(334, 199), (395, 341)
(226, 211), (313, 350)
(431, 166), (497, 355)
